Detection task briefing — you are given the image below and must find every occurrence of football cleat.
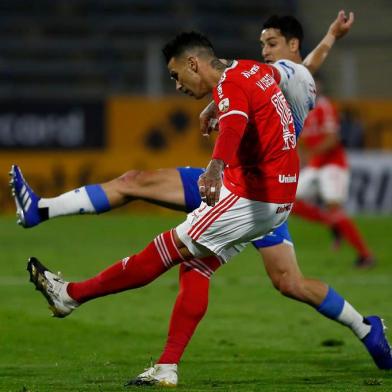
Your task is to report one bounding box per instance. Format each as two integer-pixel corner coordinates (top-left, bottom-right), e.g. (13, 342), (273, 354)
(330, 225), (342, 251)
(27, 257), (78, 318)
(9, 165), (42, 228)
(124, 364), (178, 387)
(355, 255), (376, 269)
(362, 316), (392, 370)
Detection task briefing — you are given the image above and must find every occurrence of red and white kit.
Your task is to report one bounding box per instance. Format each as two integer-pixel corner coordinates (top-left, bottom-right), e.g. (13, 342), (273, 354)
(177, 60), (299, 262)
(297, 95), (349, 203)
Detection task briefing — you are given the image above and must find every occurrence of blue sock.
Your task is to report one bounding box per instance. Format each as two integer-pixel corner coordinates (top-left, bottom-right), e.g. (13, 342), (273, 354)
(85, 184), (111, 213)
(316, 286), (345, 320)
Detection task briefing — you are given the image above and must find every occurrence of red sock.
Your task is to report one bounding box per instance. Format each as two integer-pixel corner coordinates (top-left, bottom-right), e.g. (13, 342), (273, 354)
(332, 212), (371, 258)
(68, 229), (184, 303)
(157, 256), (222, 364)
(292, 200), (332, 226)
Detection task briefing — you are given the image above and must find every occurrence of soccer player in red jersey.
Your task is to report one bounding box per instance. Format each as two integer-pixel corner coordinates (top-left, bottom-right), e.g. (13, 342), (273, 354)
(26, 31), (308, 381)
(293, 80), (374, 268)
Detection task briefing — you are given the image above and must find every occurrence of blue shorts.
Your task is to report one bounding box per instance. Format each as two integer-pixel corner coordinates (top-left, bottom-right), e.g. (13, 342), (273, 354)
(177, 167), (293, 249)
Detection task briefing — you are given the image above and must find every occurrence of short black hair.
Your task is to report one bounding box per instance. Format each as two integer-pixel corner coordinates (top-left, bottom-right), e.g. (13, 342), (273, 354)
(262, 15), (304, 49)
(162, 31), (215, 64)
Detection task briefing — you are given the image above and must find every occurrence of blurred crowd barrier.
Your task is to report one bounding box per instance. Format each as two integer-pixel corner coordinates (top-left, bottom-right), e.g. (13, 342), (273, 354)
(336, 101), (392, 151)
(1, 97), (392, 215)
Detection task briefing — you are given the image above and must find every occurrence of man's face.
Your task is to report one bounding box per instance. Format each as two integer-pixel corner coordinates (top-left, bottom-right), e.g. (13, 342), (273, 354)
(167, 55), (207, 99)
(260, 28), (297, 63)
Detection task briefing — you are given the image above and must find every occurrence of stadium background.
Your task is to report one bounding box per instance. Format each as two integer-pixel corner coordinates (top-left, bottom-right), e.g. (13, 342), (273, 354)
(1, 1), (392, 391)
(0, 0), (392, 214)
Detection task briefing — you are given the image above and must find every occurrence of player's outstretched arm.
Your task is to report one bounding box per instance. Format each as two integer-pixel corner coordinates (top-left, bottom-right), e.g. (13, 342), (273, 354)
(302, 10), (354, 75)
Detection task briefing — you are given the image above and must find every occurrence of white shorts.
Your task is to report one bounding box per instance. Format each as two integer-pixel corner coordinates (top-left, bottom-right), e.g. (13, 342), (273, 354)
(296, 165), (349, 204)
(176, 184), (292, 262)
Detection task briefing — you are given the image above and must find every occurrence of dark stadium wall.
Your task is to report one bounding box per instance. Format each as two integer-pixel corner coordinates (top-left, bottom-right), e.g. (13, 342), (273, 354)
(1, 97), (392, 215)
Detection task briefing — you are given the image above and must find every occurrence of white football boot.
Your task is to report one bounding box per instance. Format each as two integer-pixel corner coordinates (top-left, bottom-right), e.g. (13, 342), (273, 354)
(125, 364), (178, 387)
(27, 257), (79, 318)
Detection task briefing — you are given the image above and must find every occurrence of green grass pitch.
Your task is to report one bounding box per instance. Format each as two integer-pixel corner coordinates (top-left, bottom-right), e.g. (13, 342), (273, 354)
(1, 213), (392, 391)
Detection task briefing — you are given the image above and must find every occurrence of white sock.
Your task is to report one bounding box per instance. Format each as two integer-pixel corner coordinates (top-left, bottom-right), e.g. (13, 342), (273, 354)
(337, 302), (371, 339)
(38, 187), (96, 218)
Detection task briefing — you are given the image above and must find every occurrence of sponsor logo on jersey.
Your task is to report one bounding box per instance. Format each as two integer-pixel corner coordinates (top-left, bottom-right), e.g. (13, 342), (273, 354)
(278, 174), (297, 183)
(241, 64), (260, 79)
(190, 204), (207, 224)
(218, 98), (230, 113)
(276, 203), (293, 214)
(217, 84), (224, 99)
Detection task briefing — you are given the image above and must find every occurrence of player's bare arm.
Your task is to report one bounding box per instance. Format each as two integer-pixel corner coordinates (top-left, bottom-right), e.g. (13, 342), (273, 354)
(197, 159), (224, 206)
(303, 10), (354, 74)
(199, 100), (218, 136)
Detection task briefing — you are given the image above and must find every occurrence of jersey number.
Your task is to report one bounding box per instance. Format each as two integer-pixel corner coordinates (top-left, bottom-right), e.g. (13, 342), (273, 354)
(271, 91), (296, 151)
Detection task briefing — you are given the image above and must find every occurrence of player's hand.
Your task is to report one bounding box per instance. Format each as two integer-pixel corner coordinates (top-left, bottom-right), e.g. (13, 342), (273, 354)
(329, 10), (354, 40)
(199, 101), (219, 137)
(198, 159), (224, 206)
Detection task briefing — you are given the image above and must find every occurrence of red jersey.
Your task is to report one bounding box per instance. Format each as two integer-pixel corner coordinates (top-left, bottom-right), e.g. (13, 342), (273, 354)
(212, 60), (299, 203)
(301, 96), (348, 168)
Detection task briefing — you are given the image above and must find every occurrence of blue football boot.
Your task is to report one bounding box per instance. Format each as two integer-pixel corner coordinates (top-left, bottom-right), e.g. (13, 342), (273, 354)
(9, 165), (42, 228)
(362, 316), (392, 370)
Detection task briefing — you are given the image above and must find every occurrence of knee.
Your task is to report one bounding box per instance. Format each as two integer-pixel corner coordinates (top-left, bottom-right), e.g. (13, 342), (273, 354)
(274, 273), (303, 300)
(117, 170), (143, 187)
(115, 169), (159, 192)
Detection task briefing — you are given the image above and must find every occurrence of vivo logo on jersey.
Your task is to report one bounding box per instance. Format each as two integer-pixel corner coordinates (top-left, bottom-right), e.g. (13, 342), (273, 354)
(278, 174), (297, 183)
(241, 64), (260, 79)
